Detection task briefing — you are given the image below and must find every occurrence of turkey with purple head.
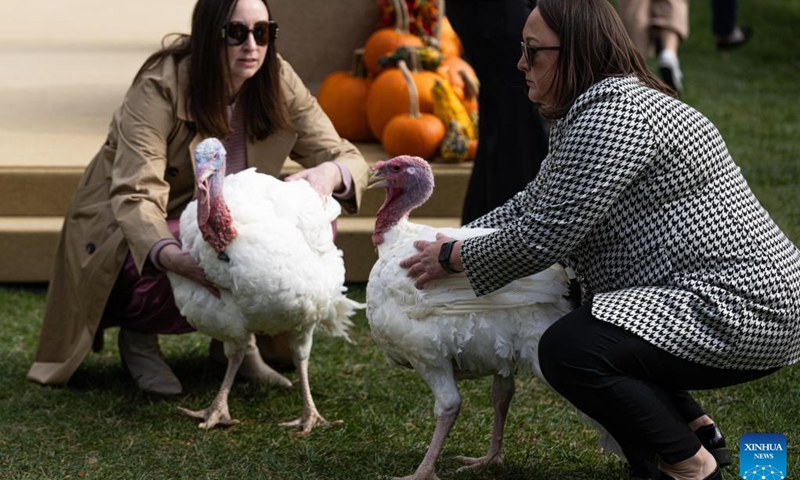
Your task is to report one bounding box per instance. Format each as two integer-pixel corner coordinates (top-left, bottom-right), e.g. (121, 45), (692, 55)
(366, 155), (618, 479)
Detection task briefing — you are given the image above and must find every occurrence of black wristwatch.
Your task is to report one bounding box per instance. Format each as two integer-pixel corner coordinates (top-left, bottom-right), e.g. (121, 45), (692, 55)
(438, 240), (462, 274)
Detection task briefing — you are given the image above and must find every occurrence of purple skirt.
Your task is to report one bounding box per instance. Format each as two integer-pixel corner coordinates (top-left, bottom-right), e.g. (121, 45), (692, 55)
(100, 218), (194, 334)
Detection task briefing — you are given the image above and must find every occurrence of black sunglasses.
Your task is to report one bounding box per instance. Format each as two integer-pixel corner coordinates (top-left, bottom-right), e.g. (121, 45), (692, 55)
(222, 20), (279, 46)
(520, 41), (561, 68)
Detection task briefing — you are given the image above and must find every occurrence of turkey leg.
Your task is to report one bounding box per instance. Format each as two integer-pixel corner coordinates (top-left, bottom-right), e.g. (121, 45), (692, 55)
(454, 373), (515, 471)
(279, 329), (343, 435)
(178, 347), (245, 429)
(393, 366), (461, 480)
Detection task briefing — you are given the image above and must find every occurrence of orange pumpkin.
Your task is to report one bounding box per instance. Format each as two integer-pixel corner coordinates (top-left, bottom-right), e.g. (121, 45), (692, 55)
(436, 55), (477, 101)
(317, 48), (374, 142)
(466, 139), (478, 161)
(366, 51), (442, 141)
(382, 60), (445, 160)
(438, 16), (462, 57)
(363, 0), (424, 77)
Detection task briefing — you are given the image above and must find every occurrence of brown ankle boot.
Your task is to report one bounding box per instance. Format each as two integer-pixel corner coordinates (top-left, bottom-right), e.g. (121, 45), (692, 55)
(209, 339), (292, 387)
(118, 329), (182, 395)
(255, 333), (295, 372)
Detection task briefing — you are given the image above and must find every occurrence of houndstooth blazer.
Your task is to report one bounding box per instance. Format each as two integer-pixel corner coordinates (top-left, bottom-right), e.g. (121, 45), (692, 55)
(461, 76), (800, 370)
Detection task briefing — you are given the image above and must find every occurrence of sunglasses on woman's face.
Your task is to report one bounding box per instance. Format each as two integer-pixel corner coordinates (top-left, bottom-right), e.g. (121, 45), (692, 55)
(520, 41), (561, 69)
(222, 20), (279, 47)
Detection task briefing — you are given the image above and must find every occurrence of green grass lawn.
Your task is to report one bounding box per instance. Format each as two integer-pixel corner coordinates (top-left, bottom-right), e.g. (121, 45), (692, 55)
(2, 1), (799, 478)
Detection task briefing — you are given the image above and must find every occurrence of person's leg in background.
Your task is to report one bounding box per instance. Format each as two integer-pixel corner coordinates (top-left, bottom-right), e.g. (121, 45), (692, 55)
(617, 0), (656, 57)
(651, 0), (688, 93)
(712, 0), (752, 49)
(616, 0), (688, 94)
(447, 0), (549, 225)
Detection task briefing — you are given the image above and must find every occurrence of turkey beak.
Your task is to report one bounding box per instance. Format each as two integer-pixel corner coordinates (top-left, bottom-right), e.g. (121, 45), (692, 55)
(198, 166), (216, 183)
(196, 163), (218, 200)
(368, 169), (387, 189)
(196, 149), (222, 183)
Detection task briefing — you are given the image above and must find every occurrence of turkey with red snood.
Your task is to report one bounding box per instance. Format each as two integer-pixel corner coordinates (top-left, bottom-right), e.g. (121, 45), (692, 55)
(168, 138), (362, 434)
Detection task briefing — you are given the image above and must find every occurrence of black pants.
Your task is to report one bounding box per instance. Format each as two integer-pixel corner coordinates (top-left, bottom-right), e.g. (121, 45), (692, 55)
(539, 304), (778, 476)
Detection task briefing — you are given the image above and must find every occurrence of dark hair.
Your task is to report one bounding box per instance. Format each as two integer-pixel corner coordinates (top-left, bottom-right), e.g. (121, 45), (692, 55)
(135, 0), (290, 141)
(536, 0), (676, 119)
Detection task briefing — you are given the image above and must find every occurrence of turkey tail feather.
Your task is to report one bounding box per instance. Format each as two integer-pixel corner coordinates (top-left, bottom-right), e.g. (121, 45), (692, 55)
(315, 295), (365, 342)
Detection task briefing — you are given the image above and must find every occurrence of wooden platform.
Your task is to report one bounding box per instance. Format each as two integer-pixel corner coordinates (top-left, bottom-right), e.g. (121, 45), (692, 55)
(0, 0), (471, 284)
(0, 148), (470, 283)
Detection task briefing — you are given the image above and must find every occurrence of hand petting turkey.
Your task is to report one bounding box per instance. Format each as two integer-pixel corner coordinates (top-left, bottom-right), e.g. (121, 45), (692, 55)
(284, 161), (343, 197)
(158, 243), (220, 298)
(400, 232), (463, 289)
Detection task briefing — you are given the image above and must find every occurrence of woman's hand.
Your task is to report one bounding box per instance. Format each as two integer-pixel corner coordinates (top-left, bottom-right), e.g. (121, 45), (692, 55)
(284, 162), (343, 197)
(158, 244), (220, 298)
(399, 233), (462, 289)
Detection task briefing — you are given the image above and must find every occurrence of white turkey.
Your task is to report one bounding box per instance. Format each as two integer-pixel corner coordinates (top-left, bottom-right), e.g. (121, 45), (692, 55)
(366, 155), (584, 480)
(167, 137), (363, 434)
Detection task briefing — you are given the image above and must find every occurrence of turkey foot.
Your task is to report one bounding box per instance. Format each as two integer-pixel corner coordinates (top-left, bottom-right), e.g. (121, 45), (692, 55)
(178, 347), (244, 429)
(178, 403), (239, 429)
(454, 374), (513, 472)
(391, 472), (440, 480)
(279, 411), (343, 436)
(454, 451), (503, 472)
(279, 356), (342, 436)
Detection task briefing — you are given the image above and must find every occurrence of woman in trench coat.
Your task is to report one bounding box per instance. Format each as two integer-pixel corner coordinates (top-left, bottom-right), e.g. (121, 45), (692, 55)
(27, 0), (370, 395)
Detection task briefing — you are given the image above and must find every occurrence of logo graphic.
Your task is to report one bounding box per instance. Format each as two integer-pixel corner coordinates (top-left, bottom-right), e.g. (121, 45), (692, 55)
(739, 433), (787, 479)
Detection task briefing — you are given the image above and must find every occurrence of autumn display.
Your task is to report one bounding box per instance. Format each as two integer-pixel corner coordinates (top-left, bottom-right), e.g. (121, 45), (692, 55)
(318, 0), (479, 162)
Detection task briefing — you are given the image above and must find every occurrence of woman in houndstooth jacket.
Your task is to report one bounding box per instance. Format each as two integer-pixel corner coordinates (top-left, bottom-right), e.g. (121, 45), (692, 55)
(400, 0), (800, 479)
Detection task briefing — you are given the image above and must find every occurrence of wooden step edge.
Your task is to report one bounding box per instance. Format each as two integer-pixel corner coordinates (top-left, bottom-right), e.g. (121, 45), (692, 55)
(0, 216), (64, 231)
(0, 168), (470, 218)
(0, 143), (474, 173)
(0, 216), (463, 284)
(0, 166), (84, 174)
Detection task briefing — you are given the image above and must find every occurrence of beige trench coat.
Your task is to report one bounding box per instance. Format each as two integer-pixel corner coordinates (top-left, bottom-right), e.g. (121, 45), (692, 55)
(27, 54), (370, 385)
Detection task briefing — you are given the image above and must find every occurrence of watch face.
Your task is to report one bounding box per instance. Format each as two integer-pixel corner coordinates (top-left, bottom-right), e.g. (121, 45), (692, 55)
(438, 241), (453, 262)
(438, 240), (458, 273)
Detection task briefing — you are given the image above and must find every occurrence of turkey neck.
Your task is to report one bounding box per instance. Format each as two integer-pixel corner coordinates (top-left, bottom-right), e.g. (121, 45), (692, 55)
(373, 186), (425, 246)
(199, 169), (237, 253)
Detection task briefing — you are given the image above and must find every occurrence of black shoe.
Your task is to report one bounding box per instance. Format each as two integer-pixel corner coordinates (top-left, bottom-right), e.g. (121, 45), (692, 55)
(628, 424), (730, 479)
(695, 424), (732, 467)
(717, 26), (753, 50)
(657, 467), (721, 480)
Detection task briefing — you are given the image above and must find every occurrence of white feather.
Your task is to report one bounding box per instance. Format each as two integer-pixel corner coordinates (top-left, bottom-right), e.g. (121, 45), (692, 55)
(367, 218), (573, 379)
(169, 167), (361, 353)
